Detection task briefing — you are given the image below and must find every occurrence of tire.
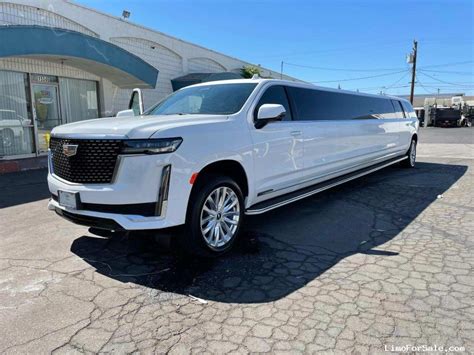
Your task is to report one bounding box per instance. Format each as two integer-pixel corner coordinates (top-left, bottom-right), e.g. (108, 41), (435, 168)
(401, 138), (417, 168)
(179, 175), (244, 257)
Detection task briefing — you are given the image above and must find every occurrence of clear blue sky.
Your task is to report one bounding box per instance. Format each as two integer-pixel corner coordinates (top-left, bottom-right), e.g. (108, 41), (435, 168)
(77, 0), (473, 96)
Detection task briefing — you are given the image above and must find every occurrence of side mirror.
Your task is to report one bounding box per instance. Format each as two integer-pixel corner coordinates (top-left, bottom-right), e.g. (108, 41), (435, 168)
(116, 109), (135, 118)
(129, 88), (144, 116)
(255, 104), (286, 128)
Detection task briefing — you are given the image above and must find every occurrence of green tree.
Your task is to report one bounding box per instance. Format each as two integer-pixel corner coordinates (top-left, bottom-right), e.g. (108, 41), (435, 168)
(241, 65), (261, 78)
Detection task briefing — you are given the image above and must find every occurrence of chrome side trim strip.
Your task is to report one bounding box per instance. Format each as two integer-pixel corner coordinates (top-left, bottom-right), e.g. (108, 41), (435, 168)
(155, 165), (171, 217)
(245, 156), (407, 215)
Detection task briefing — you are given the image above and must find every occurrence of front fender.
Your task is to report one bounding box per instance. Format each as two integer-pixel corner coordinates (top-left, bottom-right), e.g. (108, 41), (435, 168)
(192, 152), (255, 208)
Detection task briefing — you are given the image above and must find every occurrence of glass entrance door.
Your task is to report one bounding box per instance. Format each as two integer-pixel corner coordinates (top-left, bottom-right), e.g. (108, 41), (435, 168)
(32, 83), (61, 153)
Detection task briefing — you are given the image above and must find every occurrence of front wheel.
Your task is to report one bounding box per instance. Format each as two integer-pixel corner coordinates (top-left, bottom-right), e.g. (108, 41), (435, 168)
(401, 138), (417, 168)
(180, 175), (244, 257)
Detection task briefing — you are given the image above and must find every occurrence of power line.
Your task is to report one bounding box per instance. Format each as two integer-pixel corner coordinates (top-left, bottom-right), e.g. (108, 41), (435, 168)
(420, 60), (473, 69)
(413, 82), (474, 85)
(380, 72), (411, 91)
(284, 61), (407, 72)
(421, 69), (474, 75)
(418, 71), (474, 87)
(415, 77), (437, 95)
(310, 70), (409, 84)
(283, 60), (473, 74)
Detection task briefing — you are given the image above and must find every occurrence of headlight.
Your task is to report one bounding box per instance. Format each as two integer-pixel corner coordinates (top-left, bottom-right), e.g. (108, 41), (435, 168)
(121, 138), (182, 154)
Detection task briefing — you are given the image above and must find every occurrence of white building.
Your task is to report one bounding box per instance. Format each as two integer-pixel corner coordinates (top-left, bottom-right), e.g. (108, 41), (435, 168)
(0, 0), (297, 171)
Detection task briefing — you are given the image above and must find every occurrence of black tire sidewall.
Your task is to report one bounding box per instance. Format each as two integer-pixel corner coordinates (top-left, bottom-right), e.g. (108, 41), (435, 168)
(400, 138), (416, 168)
(184, 175), (244, 257)
(407, 139), (416, 168)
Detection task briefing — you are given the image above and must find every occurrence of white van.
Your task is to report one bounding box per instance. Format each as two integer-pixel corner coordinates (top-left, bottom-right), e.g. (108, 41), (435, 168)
(48, 78), (419, 256)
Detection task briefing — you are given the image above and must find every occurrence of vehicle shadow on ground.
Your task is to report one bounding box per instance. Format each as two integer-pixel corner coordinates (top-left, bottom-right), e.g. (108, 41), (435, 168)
(71, 162), (467, 303)
(0, 169), (49, 208)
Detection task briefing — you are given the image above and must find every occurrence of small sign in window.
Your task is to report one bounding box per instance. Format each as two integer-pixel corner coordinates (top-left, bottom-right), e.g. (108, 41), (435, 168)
(31, 74), (58, 84)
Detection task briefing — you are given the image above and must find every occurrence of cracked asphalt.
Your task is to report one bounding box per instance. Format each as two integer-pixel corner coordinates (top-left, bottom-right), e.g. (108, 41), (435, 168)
(0, 128), (473, 354)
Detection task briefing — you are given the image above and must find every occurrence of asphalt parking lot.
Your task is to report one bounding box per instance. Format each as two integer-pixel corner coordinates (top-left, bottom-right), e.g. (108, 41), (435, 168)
(0, 127), (473, 354)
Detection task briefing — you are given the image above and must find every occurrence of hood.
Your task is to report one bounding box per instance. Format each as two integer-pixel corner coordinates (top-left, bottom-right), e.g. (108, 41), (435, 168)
(51, 114), (229, 139)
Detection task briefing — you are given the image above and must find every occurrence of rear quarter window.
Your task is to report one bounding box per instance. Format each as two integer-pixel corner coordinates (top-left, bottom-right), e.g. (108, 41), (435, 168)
(401, 101), (417, 119)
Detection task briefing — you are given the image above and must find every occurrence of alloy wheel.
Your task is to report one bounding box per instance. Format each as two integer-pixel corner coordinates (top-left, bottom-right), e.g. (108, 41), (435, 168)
(200, 186), (240, 250)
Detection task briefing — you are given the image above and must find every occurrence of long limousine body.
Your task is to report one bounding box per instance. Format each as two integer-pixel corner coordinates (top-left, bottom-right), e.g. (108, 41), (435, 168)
(48, 78), (419, 256)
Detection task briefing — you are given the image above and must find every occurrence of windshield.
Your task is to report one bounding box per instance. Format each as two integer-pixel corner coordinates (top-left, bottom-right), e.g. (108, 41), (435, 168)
(145, 83), (257, 116)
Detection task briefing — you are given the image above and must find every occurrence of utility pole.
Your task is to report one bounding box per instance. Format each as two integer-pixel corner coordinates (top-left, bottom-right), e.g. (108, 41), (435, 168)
(280, 61), (284, 79)
(409, 40), (418, 105)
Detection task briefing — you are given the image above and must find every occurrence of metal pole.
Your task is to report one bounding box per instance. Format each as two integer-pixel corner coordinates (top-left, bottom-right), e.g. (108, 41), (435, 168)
(409, 40), (418, 105)
(280, 61), (283, 79)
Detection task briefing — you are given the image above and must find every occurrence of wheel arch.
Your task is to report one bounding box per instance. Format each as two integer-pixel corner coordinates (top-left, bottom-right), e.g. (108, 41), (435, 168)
(184, 158), (250, 225)
(191, 159), (249, 198)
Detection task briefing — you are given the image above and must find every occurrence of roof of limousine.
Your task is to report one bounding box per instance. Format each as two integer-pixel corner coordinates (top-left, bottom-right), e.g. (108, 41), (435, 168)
(187, 78), (412, 104)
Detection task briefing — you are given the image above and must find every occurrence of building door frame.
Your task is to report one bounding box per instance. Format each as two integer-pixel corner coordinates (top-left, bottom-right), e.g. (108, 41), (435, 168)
(29, 74), (62, 156)
(0, 69), (100, 161)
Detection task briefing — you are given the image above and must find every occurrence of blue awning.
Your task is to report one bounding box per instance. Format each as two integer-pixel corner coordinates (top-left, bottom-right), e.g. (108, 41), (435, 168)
(0, 25), (158, 88)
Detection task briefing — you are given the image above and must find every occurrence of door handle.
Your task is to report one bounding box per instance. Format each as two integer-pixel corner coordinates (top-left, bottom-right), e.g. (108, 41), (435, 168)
(290, 130), (302, 136)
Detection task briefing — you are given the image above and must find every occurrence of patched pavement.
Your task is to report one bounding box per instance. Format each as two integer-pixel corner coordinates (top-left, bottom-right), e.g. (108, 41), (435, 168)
(0, 128), (473, 353)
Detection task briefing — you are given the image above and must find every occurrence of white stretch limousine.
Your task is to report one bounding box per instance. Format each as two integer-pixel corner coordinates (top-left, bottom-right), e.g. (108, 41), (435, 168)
(48, 78), (419, 256)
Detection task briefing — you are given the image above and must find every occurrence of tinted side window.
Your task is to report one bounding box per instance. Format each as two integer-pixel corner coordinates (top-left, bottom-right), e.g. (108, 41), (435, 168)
(254, 85), (292, 121)
(391, 100), (405, 119)
(370, 98), (397, 119)
(401, 101), (417, 118)
(289, 87), (395, 121)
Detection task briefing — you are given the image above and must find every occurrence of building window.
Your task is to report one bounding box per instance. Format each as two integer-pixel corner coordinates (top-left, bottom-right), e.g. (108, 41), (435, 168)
(0, 70), (35, 157)
(0, 70), (100, 158)
(59, 77), (99, 124)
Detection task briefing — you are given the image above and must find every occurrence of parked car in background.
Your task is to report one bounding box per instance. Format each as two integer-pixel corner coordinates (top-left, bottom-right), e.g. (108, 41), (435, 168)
(47, 78), (419, 256)
(0, 109), (31, 156)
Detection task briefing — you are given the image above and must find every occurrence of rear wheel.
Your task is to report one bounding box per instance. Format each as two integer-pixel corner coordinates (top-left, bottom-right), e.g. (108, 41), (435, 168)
(180, 175), (244, 257)
(401, 138), (417, 168)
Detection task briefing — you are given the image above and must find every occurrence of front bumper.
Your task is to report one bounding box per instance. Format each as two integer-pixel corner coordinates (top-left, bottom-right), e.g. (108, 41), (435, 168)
(48, 154), (189, 230)
(48, 199), (182, 230)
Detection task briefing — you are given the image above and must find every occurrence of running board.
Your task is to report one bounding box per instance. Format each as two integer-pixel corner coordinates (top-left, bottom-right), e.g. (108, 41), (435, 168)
(245, 156), (407, 215)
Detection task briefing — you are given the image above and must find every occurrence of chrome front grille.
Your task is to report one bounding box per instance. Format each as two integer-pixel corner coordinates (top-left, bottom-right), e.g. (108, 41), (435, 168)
(49, 137), (122, 183)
